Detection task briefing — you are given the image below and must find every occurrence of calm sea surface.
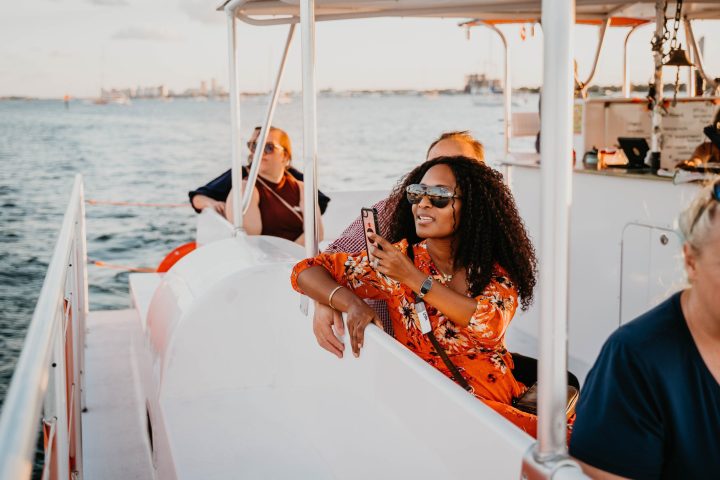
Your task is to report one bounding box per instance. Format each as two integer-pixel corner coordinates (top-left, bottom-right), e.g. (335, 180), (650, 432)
(0, 94), (537, 408)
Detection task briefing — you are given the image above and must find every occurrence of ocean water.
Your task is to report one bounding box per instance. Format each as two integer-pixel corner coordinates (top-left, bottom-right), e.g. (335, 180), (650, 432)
(0, 94), (537, 409)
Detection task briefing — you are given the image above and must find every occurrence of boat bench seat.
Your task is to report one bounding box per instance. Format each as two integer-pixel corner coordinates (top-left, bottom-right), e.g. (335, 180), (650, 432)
(129, 272), (163, 330)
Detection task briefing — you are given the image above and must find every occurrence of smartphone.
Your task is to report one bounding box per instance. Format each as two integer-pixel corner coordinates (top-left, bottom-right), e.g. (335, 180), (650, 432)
(361, 207), (381, 259)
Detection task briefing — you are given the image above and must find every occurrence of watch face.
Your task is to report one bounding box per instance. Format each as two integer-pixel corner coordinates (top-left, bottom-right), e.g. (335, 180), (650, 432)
(420, 276), (433, 295)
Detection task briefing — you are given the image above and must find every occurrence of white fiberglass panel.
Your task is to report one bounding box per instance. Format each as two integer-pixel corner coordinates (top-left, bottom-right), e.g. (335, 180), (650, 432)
(506, 165), (698, 382)
(620, 224), (686, 324)
(321, 190), (388, 241)
(147, 235), (532, 479)
(195, 209), (233, 247)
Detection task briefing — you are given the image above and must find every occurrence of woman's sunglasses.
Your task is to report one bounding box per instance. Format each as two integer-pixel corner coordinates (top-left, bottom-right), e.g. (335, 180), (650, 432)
(247, 141), (285, 155)
(405, 184), (461, 208)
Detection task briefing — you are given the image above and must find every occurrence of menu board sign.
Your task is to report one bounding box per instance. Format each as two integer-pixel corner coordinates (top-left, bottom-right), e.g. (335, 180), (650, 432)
(663, 102), (718, 169)
(586, 98), (719, 169)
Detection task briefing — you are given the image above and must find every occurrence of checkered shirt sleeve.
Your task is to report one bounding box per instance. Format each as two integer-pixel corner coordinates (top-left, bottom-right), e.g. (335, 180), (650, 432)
(323, 197), (393, 334)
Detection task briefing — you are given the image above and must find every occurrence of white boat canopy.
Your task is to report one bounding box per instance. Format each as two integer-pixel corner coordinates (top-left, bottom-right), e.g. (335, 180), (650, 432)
(219, 0), (720, 23)
(216, 1), (718, 478)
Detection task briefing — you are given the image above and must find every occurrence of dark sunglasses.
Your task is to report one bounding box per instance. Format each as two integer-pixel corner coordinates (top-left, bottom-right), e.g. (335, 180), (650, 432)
(247, 141), (285, 155)
(406, 184), (461, 208)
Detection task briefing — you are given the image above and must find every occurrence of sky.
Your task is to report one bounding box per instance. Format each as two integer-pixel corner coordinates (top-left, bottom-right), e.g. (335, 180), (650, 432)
(1, 0), (719, 98)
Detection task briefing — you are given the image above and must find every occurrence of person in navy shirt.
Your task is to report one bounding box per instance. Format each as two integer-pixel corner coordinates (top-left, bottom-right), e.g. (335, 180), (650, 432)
(188, 126), (330, 216)
(570, 179), (720, 479)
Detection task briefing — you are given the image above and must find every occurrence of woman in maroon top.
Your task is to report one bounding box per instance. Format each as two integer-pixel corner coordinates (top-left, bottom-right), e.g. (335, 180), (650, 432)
(225, 126), (324, 245)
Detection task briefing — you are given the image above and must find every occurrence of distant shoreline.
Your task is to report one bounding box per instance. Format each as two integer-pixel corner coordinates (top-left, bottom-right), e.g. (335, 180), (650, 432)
(2, 84), (676, 102)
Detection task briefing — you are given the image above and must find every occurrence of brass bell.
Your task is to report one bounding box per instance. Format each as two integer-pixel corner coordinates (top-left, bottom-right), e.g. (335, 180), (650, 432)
(664, 47), (694, 67)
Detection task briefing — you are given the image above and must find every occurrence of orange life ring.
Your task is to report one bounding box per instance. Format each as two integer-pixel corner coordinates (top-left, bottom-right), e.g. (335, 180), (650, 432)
(157, 242), (197, 273)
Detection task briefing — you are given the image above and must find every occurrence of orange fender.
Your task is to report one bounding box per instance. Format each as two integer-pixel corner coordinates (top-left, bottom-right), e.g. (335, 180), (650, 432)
(157, 242), (197, 273)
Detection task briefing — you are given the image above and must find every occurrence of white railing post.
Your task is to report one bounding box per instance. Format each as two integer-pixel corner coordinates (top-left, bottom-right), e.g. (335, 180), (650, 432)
(48, 306), (70, 479)
(649, 0), (665, 170)
(300, 0), (319, 258)
(522, 0), (586, 477)
(243, 24), (297, 215)
(479, 22), (511, 155)
(684, 18), (719, 94)
(70, 241), (84, 479)
(537, 0), (574, 459)
(226, 9), (245, 233)
(0, 176), (85, 480)
(76, 175), (88, 414)
(622, 26), (642, 98)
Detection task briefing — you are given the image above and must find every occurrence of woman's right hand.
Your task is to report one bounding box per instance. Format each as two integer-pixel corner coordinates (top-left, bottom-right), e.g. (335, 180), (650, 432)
(346, 300), (381, 358)
(192, 194), (226, 215)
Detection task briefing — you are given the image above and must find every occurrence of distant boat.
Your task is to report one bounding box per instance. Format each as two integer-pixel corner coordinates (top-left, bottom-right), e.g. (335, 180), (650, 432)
(94, 90), (131, 105)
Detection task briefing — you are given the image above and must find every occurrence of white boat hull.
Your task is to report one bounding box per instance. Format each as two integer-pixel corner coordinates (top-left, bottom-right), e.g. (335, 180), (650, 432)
(134, 233), (532, 479)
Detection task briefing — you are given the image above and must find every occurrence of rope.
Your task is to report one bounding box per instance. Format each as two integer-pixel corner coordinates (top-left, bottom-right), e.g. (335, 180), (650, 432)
(86, 199), (189, 208)
(89, 259), (156, 273)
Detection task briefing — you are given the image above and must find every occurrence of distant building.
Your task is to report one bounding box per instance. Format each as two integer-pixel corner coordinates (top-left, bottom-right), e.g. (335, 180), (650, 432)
(464, 73), (503, 94)
(98, 79), (228, 100)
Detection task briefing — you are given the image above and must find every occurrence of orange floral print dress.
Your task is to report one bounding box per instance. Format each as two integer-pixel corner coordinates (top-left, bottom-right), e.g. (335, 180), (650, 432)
(290, 239), (539, 437)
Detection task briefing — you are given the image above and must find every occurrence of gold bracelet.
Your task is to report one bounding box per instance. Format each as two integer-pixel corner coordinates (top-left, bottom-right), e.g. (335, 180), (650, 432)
(328, 286), (344, 310)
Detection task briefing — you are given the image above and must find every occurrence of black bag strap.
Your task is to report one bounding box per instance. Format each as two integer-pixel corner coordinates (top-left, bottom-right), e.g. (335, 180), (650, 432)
(406, 242), (472, 392)
(424, 324), (472, 392)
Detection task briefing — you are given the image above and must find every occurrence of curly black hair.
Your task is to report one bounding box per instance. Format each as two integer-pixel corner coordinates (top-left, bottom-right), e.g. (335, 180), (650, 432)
(385, 156), (537, 310)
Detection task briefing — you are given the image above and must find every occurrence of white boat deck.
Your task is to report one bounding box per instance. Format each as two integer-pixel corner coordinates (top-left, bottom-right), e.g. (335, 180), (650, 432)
(81, 309), (154, 480)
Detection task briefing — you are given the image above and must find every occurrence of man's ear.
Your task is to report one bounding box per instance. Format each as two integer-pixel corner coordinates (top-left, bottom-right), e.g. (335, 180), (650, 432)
(683, 243), (697, 284)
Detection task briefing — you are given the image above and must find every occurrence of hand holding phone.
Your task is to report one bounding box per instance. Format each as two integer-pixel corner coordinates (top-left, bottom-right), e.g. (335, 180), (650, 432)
(361, 207), (381, 260)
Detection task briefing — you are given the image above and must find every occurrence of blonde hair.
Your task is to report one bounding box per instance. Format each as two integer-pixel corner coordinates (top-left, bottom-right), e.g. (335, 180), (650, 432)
(678, 178), (719, 250)
(426, 131), (485, 162)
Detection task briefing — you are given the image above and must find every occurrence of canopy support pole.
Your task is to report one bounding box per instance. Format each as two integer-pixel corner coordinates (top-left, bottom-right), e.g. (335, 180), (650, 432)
(521, 0), (585, 477)
(225, 8), (244, 232)
(243, 24), (297, 215)
(300, 0), (319, 259)
(622, 25), (642, 97)
(474, 22), (511, 155)
(649, 0), (665, 170)
(684, 17), (719, 95)
(685, 20), (696, 97)
(576, 17), (610, 96)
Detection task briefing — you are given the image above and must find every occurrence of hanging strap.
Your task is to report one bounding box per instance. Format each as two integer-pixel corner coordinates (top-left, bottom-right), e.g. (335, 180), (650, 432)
(406, 243), (471, 392)
(256, 176), (304, 224)
(424, 325), (472, 391)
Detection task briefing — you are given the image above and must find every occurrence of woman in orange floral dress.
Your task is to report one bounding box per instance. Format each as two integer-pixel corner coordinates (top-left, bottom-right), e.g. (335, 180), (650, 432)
(291, 156), (539, 436)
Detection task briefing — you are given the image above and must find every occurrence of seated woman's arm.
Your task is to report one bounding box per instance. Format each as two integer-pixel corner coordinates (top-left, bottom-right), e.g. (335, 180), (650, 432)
(225, 181), (262, 234)
(295, 266), (380, 350)
(188, 169), (231, 214)
(291, 250), (391, 356)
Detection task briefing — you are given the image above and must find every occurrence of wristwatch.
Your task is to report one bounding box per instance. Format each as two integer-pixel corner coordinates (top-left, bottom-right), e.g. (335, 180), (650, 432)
(417, 276), (433, 299)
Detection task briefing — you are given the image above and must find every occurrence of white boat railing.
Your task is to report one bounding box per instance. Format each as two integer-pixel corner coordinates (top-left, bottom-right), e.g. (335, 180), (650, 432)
(0, 174), (88, 480)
